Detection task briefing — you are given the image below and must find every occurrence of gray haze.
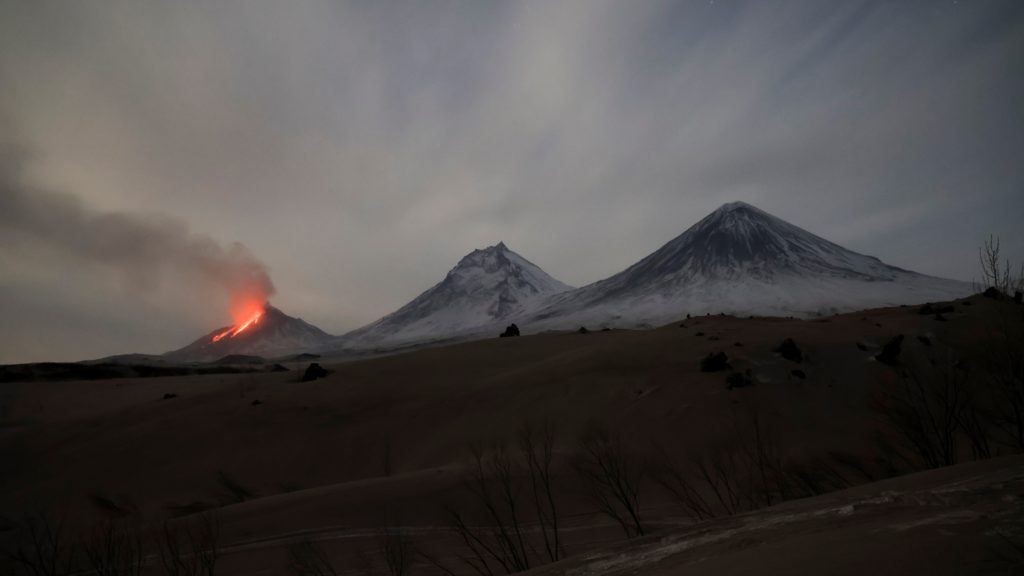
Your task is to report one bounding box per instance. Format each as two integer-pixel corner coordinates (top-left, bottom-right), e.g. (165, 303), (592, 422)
(1, 0), (1022, 363)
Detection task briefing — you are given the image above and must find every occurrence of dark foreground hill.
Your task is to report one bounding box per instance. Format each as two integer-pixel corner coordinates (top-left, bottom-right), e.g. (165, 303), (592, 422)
(1, 293), (1021, 575)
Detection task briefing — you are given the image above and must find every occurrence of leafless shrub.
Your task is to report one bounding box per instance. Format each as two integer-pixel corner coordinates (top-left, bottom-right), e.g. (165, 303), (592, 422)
(653, 408), (853, 521)
(415, 549), (457, 576)
(518, 421), (562, 562)
(84, 521), (143, 576)
(974, 234), (1024, 453)
(287, 539), (337, 576)
(650, 444), (715, 521)
(5, 509), (78, 576)
(156, 513), (218, 576)
(781, 455), (856, 500)
(441, 421), (565, 574)
(446, 442), (531, 575)
(573, 426), (645, 538)
(216, 470), (255, 503)
(874, 348), (982, 469)
(381, 528), (415, 576)
(979, 234), (1024, 295)
(985, 315), (1024, 454)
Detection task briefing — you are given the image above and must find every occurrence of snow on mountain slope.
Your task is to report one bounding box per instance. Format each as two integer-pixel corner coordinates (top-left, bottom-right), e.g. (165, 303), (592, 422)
(164, 304), (334, 362)
(338, 242), (573, 348)
(528, 202), (973, 329)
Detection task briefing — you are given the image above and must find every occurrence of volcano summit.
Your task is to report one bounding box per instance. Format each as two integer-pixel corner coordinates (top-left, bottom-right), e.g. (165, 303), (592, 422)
(164, 304), (333, 362)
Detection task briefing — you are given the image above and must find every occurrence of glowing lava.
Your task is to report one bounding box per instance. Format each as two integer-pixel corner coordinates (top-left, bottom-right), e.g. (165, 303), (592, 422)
(211, 307), (265, 343)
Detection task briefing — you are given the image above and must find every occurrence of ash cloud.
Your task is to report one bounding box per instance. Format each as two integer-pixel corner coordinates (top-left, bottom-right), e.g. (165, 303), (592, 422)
(0, 150), (275, 312)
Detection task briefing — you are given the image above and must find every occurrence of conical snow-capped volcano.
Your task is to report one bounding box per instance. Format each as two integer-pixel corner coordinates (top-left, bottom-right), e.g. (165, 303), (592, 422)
(602, 201), (912, 288)
(339, 242), (572, 348)
(529, 201), (972, 327)
(164, 303), (334, 362)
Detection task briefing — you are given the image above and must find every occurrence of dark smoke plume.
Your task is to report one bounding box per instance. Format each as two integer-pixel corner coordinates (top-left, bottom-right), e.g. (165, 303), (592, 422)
(0, 150), (275, 309)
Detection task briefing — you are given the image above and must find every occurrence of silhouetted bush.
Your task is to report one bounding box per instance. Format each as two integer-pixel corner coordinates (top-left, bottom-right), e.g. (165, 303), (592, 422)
(499, 324), (520, 338)
(700, 352), (729, 372)
(775, 338), (803, 363)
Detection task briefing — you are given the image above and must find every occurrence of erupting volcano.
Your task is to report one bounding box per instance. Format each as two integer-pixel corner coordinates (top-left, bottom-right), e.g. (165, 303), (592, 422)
(211, 307), (265, 343)
(164, 302), (335, 362)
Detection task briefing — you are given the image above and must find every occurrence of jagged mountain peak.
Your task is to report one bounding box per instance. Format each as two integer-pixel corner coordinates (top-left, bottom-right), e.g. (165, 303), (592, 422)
(446, 241), (568, 290)
(451, 241), (512, 272)
(338, 242), (572, 347)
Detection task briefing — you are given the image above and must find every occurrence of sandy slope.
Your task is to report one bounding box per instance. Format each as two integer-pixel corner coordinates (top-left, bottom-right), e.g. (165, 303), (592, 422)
(1, 294), (1021, 574)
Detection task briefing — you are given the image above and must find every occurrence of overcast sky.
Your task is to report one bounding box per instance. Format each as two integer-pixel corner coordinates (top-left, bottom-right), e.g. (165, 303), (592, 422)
(1, 0), (1022, 363)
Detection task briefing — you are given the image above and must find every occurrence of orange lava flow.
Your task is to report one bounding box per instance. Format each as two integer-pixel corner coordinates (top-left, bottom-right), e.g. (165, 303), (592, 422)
(210, 308), (264, 343)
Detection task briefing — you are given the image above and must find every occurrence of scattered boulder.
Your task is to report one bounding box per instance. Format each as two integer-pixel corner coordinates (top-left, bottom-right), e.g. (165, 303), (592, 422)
(733, 342), (743, 347)
(875, 335), (904, 366)
(700, 352), (730, 372)
(917, 335), (932, 346)
(301, 363), (329, 382)
(499, 324), (520, 338)
(934, 313), (947, 322)
(162, 393), (177, 400)
(578, 326), (589, 334)
(708, 335), (720, 341)
(695, 331), (705, 337)
(251, 399), (263, 406)
(776, 338), (803, 363)
(726, 370), (753, 389)
(601, 327), (611, 332)
(791, 369), (806, 380)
